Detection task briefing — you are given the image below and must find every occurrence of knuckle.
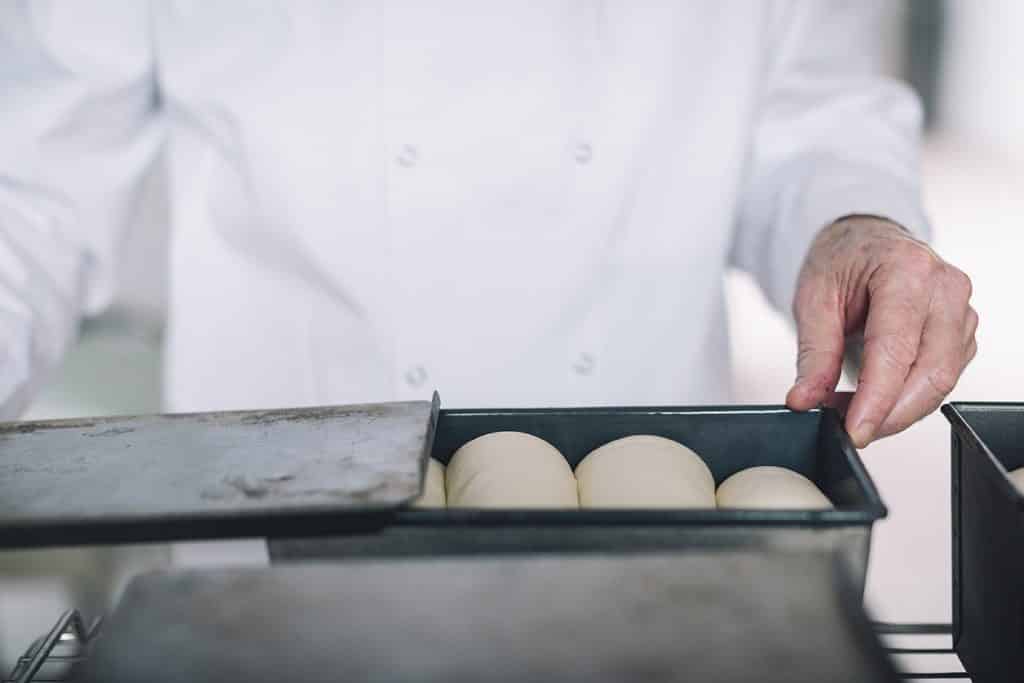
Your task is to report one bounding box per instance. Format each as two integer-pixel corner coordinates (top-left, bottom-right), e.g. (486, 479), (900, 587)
(926, 365), (960, 397)
(903, 278), (931, 305)
(899, 243), (941, 276)
(946, 267), (973, 300)
(880, 262), (932, 303)
(966, 307), (980, 334)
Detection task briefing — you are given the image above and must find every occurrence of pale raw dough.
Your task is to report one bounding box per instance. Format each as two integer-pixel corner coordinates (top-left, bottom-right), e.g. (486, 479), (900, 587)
(446, 431), (578, 508)
(716, 466), (833, 510)
(1007, 467), (1024, 493)
(575, 435), (715, 508)
(412, 458), (447, 508)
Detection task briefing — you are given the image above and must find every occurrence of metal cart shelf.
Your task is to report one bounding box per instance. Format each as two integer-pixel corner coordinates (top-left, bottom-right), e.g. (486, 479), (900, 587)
(5, 615), (969, 682)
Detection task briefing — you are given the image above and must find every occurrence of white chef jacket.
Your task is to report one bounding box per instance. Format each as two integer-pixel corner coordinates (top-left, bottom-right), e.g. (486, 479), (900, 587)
(0, 1), (927, 416)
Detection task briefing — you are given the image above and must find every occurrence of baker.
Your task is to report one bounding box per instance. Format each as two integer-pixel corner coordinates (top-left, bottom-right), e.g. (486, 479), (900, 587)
(0, 2), (975, 448)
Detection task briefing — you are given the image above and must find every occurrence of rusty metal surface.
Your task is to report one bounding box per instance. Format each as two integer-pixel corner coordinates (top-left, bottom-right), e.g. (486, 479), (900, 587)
(74, 551), (899, 683)
(0, 400), (437, 548)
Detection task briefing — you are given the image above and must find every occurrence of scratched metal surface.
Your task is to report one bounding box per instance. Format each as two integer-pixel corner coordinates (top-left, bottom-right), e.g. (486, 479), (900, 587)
(74, 551), (899, 683)
(0, 399), (436, 548)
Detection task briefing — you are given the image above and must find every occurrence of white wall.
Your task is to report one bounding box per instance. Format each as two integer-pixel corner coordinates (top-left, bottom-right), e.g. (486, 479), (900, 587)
(941, 0), (1024, 160)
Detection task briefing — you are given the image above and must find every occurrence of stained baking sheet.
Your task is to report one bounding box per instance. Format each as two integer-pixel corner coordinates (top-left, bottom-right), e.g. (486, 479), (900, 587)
(73, 550), (899, 683)
(0, 398), (437, 548)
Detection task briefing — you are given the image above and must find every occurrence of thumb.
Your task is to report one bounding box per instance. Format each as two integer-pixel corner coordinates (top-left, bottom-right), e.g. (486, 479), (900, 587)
(787, 284), (845, 411)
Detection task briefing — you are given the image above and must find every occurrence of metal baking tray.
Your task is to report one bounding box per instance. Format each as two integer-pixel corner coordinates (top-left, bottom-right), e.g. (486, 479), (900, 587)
(942, 402), (1024, 683)
(69, 549), (900, 683)
(9, 604), (970, 680)
(0, 400), (437, 548)
(271, 404), (887, 593)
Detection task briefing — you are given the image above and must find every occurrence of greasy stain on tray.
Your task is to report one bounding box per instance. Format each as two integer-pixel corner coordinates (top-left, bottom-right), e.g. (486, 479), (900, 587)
(85, 427), (136, 438)
(200, 473), (394, 502)
(237, 405), (395, 427)
(0, 419), (99, 435)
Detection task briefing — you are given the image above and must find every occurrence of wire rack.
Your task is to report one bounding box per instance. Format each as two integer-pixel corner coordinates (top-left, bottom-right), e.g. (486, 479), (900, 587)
(3, 612), (100, 683)
(5, 613), (969, 682)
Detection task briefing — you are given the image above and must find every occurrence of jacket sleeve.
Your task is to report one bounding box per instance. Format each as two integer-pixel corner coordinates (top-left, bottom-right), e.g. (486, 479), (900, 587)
(0, 2), (162, 417)
(729, 0), (931, 317)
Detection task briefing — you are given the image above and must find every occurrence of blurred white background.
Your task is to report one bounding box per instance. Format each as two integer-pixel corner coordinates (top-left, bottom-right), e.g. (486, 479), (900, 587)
(2, 0), (1022, 669)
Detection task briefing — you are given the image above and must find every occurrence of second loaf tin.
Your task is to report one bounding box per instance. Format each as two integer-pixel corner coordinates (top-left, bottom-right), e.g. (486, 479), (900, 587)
(943, 402), (1024, 683)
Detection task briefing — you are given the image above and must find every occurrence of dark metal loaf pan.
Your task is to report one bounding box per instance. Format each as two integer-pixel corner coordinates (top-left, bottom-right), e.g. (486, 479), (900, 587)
(942, 402), (1024, 683)
(271, 405), (887, 593)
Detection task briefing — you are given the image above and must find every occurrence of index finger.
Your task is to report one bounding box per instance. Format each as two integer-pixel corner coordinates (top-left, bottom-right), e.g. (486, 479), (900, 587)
(844, 277), (929, 447)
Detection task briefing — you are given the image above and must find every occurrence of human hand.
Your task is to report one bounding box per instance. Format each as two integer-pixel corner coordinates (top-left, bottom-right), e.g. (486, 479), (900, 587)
(785, 216), (977, 447)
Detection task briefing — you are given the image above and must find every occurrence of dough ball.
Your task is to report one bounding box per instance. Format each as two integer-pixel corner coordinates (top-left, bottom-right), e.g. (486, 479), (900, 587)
(412, 458), (447, 508)
(1007, 467), (1024, 493)
(716, 466), (832, 510)
(446, 431), (578, 509)
(575, 435), (715, 508)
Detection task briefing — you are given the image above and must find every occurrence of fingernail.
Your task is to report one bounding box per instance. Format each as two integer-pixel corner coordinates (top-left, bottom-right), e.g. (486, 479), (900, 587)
(850, 421), (876, 448)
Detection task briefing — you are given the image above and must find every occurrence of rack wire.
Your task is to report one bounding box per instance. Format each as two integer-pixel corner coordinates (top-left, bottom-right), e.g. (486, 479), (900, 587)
(3, 611), (100, 683)
(5, 613), (970, 682)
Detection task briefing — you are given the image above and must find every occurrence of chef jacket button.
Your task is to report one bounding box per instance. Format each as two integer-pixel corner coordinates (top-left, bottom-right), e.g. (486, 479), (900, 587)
(404, 365), (428, 387)
(572, 352), (595, 376)
(396, 144), (419, 167)
(573, 142), (592, 165)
